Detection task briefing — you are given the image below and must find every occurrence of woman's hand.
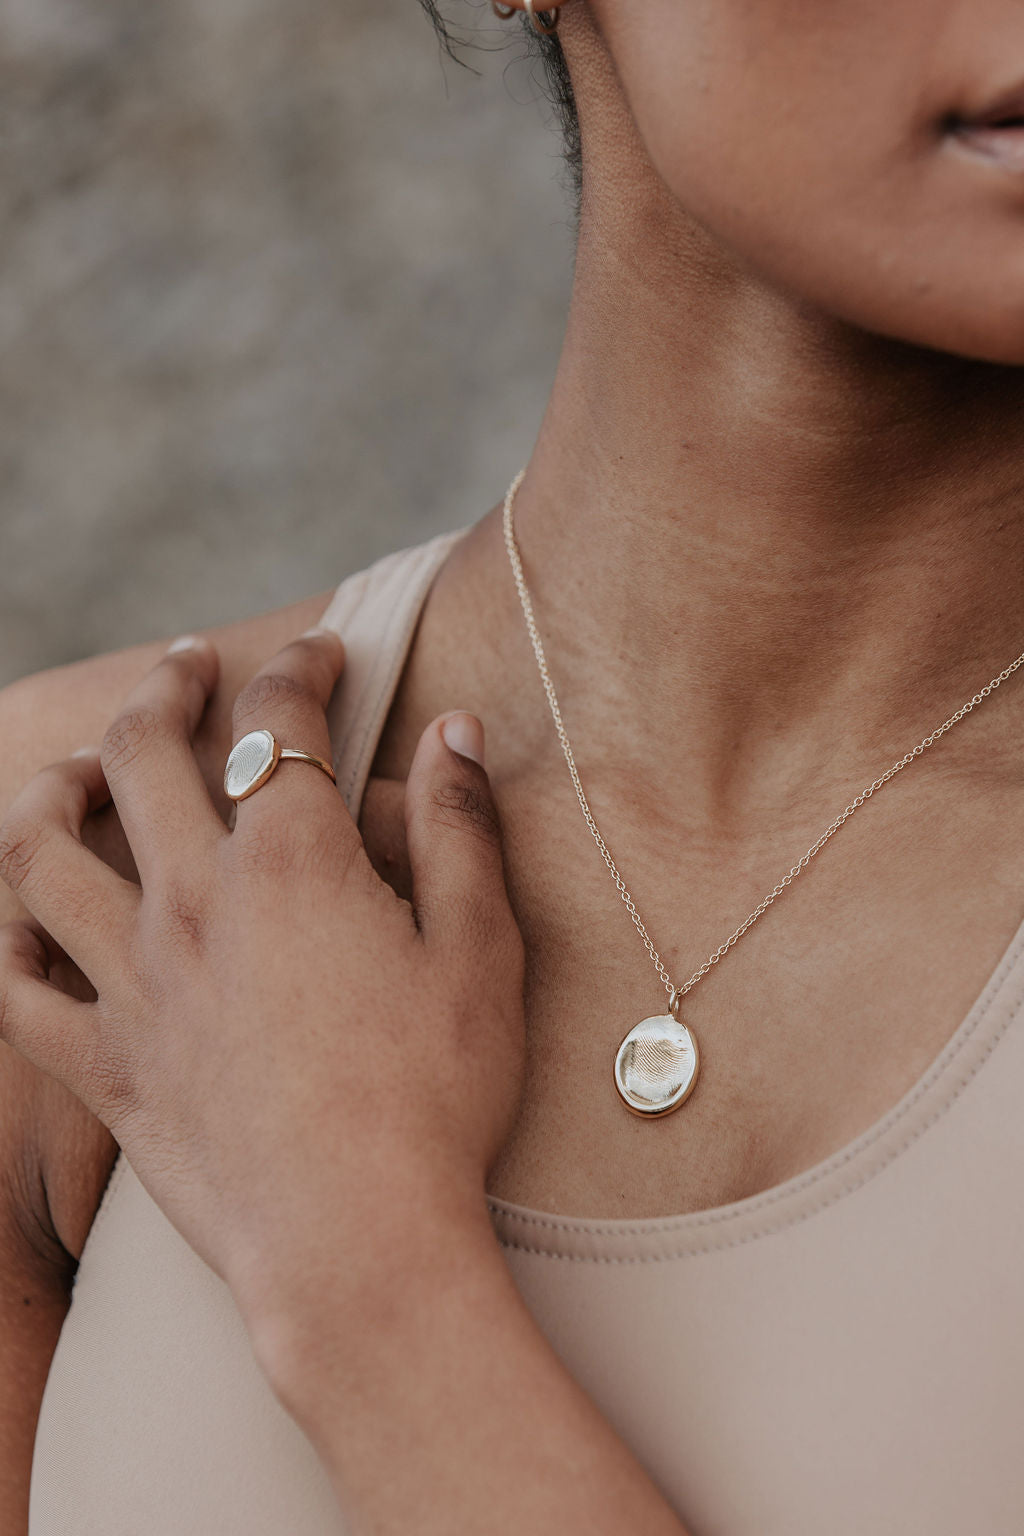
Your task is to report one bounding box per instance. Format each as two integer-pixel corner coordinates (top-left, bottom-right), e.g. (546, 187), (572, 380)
(0, 630), (691, 1536)
(0, 630), (526, 1325)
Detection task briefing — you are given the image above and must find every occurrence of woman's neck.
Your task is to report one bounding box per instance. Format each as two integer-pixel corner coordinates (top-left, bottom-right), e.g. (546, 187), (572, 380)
(494, 199), (1024, 831)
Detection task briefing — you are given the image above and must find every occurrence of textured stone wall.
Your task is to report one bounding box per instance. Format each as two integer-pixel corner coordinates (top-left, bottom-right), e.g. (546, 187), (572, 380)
(0, 0), (574, 683)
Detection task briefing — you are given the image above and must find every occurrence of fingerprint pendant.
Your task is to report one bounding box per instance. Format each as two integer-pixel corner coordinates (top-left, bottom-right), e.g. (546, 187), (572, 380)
(614, 1014), (700, 1117)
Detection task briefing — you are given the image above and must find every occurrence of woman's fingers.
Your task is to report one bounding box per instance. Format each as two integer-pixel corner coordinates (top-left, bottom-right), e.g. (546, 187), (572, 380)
(228, 629), (358, 866)
(100, 636), (227, 881)
(0, 919), (105, 1108)
(404, 712), (521, 958)
(0, 752), (139, 978)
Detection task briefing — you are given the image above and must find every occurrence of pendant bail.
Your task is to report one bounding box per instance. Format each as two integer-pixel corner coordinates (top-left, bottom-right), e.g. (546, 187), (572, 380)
(668, 984), (684, 1018)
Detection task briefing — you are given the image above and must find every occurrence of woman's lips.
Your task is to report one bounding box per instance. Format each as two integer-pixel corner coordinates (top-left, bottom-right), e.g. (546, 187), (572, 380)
(953, 121), (1024, 171)
(950, 80), (1024, 170)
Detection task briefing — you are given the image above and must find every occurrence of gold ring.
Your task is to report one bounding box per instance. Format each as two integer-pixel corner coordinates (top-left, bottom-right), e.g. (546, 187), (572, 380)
(224, 729), (337, 802)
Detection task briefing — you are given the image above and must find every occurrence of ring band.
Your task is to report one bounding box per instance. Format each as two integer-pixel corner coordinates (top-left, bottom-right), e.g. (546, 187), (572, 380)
(224, 728), (337, 802)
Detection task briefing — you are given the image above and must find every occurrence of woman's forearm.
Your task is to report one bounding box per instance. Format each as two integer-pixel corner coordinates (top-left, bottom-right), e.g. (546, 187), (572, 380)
(250, 1201), (689, 1536)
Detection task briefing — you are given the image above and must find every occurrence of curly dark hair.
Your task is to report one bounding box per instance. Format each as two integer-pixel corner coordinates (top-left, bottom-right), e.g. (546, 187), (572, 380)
(415, 0), (582, 220)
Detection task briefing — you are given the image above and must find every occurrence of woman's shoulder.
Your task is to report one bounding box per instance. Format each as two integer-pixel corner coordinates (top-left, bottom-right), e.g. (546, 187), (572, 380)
(0, 524), (465, 774)
(0, 520), (465, 844)
(0, 585), (339, 775)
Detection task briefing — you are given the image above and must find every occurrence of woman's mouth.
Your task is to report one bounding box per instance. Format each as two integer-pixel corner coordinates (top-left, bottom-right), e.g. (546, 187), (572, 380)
(949, 81), (1024, 170)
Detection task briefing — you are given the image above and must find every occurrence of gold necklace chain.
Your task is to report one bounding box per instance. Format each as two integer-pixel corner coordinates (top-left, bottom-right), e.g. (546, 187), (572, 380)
(502, 464), (1024, 1038)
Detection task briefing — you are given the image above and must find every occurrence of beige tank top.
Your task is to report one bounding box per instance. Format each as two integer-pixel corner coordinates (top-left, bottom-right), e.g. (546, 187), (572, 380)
(29, 530), (1024, 1535)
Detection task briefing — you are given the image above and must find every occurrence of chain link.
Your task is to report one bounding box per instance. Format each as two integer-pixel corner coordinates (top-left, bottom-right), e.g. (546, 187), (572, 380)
(502, 465), (1024, 1006)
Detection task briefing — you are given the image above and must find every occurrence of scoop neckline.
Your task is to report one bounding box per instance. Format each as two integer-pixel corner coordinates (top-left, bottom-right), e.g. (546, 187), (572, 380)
(353, 523), (1024, 1265)
(485, 921), (1024, 1261)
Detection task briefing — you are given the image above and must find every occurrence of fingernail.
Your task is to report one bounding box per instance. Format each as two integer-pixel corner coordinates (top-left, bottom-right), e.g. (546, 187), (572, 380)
(442, 712), (485, 768)
(299, 626), (342, 649)
(299, 626), (344, 665)
(167, 635), (201, 654)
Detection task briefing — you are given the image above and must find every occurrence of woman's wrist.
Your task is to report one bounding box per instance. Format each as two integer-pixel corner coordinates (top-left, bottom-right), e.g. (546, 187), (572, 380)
(243, 1184), (687, 1535)
(239, 1176), (501, 1432)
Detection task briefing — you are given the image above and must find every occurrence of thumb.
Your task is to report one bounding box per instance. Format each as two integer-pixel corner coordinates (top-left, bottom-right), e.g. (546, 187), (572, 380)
(404, 712), (514, 949)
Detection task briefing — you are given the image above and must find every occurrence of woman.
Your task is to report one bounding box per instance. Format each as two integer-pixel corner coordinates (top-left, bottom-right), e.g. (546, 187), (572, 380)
(1, 0), (1023, 1530)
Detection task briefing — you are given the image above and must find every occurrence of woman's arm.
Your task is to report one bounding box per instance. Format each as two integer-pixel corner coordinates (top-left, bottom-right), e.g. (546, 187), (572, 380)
(0, 1121), (73, 1536)
(0, 673), (122, 1534)
(255, 1202), (687, 1535)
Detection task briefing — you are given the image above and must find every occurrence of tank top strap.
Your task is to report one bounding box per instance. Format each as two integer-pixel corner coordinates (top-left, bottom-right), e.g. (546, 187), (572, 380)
(317, 526), (467, 820)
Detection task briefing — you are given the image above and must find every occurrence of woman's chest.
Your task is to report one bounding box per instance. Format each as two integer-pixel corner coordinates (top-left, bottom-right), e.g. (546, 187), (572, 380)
(359, 767), (1024, 1222)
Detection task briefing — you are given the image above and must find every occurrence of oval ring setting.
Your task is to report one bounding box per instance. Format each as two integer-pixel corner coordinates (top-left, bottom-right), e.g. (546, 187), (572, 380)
(224, 729), (337, 802)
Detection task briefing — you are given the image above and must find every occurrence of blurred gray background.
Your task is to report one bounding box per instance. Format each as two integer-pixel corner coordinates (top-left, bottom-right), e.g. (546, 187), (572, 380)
(0, 0), (576, 684)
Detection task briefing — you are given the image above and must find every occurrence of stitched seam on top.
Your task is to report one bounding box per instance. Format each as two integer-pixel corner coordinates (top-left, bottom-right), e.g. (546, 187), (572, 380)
(342, 535), (460, 805)
(343, 587), (416, 800)
(487, 954), (1024, 1261)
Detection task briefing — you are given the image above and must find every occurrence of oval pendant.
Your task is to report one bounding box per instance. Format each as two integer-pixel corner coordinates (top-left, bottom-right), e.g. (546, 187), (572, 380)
(613, 1014), (700, 1117)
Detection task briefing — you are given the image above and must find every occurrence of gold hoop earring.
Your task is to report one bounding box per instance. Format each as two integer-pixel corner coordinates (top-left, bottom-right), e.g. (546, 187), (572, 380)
(523, 0), (561, 33)
(490, 0), (517, 15)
